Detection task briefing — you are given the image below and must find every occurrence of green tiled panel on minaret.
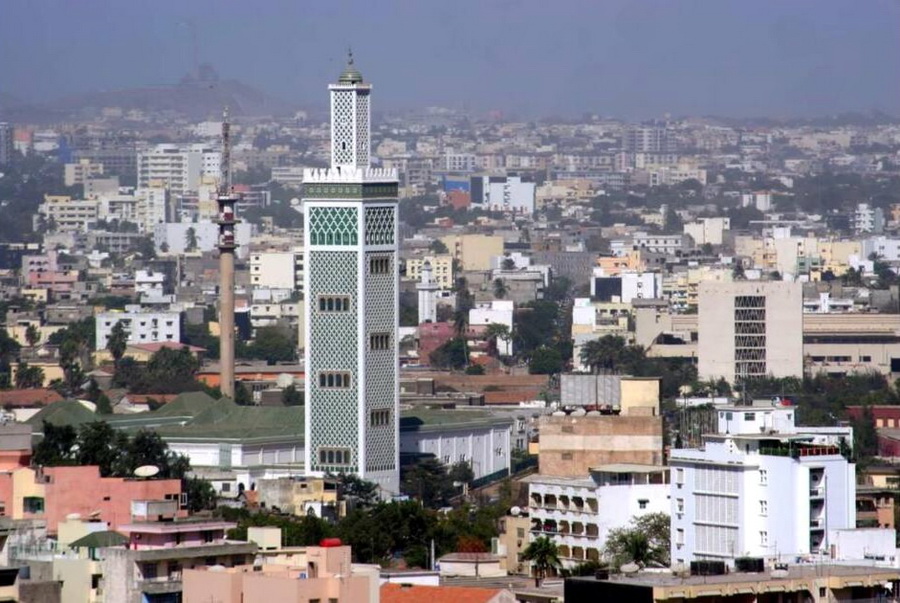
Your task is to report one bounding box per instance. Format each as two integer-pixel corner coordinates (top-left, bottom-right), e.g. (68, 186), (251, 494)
(309, 206), (358, 245)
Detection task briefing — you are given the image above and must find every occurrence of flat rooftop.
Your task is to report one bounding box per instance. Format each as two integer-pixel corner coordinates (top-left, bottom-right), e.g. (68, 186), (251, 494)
(582, 564), (900, 589)
(590, 463), (668, 474)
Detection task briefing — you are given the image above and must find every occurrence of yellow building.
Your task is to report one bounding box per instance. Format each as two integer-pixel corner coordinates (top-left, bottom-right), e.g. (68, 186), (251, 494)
(440, 234), (504, 271)
(405, 254), (454, 289)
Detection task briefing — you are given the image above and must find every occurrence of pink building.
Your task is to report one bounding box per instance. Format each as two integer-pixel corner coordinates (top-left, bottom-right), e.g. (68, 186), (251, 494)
(0, 465), (184, 534)
(182, 545), (378, 603)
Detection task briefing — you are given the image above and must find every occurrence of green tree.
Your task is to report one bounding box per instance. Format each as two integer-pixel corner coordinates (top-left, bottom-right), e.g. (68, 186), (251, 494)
(465, 364), (485, 375)
(336, 473), (380, 507)
(246, 327), (295, 364)
(401, 457), (456, 509)
(429, 338), (468, 370)
(448, 461), (474, 487)
(429, 239), (449, 254)
(76, 422), (131, 477)
(485, 323), (511, 357)
(852, 405), (879, 466)
(0, 329), (20, 389)
(234, 382), (253, 406)
(521, 535), (562, 587)
(185, 227), (198, 252)
(281, 385), (303, 406)
(492, 278), (508, 299)
(604, 513), (670, 569)
(529, 346), (563, 375)
(185, 477), (217, 512)
(501, 256), (517, 270)
(580, 335), (629, 372)
(514, 301), (559, 356)
(59, 338), (85, 396)
(107, 321), (129, 368)
(95, 393), (113, 415)
(14, 362), (44, 389)
(25, 324), (40, 348)
(32, 422), (78, 467)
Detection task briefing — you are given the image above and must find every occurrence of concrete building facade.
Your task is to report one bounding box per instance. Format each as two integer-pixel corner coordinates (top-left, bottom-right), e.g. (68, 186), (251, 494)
(698, 281), (803, 383)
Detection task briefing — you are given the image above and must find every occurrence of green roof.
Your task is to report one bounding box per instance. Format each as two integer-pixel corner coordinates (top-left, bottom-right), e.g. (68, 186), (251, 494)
(27, 400), (99, 429)
(150, 391), (218, 418)
(399, 409), (512, 432)
(155, 401), (304, 441)
(69, 530), (127, 549)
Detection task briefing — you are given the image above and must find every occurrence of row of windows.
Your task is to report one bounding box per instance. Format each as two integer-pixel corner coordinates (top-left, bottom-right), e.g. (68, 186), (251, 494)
(370, 409), (391, 427)
(318, 372), (351, 389)
(369, 257), (391, 274)
(318, 448), (351, 466)
(370, 333), (391, 350)
(318, 296), (351, 312)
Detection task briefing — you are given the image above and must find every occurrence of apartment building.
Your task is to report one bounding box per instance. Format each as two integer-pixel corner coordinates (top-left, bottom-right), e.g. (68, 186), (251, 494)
(137, 143), (221, 196)
(39, 195), (99, 232)
(440, 234), (504, 271)
(698, 281), (803, 383)
(525, 465), (669, 567)
(249, 250), (303, 292)
(669, 400), (855, 565)
(405, 254), (454, 290)
(95, 307), (181, 348)
(64, 158), (104, 186)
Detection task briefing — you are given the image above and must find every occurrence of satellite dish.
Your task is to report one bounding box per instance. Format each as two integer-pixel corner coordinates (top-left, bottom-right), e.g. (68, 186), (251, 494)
(510, 506), (522, 516)
(66, 513), (81, 520)
(290, 197), (301, 206)
(134, 465), (160, 478)
(621, 563), (640, 575)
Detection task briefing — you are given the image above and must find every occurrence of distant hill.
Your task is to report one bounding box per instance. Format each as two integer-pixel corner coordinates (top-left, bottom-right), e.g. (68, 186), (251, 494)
(4, 64), (295, 122)
(47, 64), (294, 119)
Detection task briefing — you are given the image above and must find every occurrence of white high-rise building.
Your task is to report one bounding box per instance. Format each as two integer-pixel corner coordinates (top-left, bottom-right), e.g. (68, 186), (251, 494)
(137, 144), (221, 196)
(303, 54), (400, 494)
(670, 401), (855, 566)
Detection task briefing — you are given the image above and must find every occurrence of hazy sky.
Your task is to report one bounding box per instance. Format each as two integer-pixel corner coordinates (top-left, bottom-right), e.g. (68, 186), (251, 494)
(1, 0), (898, 119)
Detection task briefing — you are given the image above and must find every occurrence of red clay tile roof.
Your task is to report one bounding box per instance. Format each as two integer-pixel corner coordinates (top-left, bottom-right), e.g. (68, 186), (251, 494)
(381, 583), (503, 603)
(0, 389), (64, 407)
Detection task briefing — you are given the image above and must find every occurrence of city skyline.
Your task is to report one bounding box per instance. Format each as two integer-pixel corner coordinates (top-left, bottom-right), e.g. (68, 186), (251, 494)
(1, 0), (899, 119)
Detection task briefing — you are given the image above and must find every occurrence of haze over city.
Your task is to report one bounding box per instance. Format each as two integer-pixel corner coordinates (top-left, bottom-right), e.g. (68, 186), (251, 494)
(2, 0), (900, 118)
(4, 2), (900, 602)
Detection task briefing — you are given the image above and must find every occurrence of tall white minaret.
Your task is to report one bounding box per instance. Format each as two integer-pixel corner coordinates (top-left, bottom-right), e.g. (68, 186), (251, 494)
(416, 260), (439, 324)
(303, 52), (400, 494)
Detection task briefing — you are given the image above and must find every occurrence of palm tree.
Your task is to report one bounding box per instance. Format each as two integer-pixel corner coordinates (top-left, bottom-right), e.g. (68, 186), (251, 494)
(14, 362), (44, 389)
(579, 335), (628, 373)
(521, 535), (561, 587)
(185, 227), (198, 252)
(25, 324), (40, 348)
(107, 321), (129, 369)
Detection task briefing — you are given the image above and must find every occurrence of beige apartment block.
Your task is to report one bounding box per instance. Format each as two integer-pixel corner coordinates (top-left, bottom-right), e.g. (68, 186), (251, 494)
(538, 414), (664, 478)
(440, 234), (503, 271)
(406, 254), (454, 289)
(698, 280), (803, 383)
